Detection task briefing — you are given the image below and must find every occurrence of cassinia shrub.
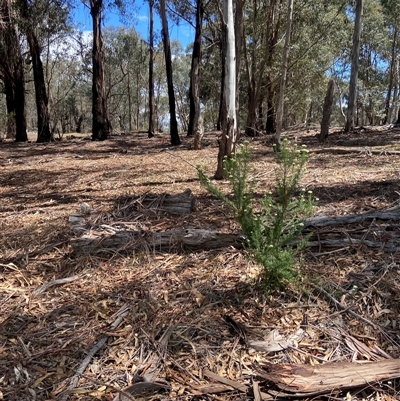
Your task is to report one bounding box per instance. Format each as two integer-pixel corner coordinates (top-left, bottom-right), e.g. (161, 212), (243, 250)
(197, 138), (316, 293)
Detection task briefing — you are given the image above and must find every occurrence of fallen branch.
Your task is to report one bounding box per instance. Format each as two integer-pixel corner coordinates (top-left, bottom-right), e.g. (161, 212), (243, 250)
(33, 275), (82, 295)
(310, 147), (400, 155)
(71, 228), (245, 255)
(304, 205), (400, 228)
(58, 304), (130, 401)
(256, 359), (400, 396)
(310, 283), (382, 332)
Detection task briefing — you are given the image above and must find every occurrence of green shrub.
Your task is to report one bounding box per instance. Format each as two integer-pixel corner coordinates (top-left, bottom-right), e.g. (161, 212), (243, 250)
(197, 138), (316, 293)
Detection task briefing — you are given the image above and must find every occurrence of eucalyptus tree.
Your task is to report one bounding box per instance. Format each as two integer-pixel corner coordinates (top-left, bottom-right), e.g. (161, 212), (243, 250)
(45, 32), (92, 135)
(87, 0), (111, 140)
(18, 0), (70, 142)
(187, 0), (203, 148)
(159, 0), (181, 145)
(274, 0), (294, 148)
(215, 0), (236, 179)
(345, 0), (363, 132)
(0, 0), (27, 141)
(148, 0), (155, 137)
(103, 27), (148, 131)
(381, 0), (400, 123)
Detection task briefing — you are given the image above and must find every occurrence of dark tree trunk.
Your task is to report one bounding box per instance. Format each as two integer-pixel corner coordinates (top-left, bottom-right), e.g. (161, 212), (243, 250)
(234, 0), (244, 134)
(26, 30), (52, 142)
(384, 27), (397, 124)
(4, 74), (16, 139)
(90, 0), (111, 141)
(217, 30), (226, 131)
(19, 0), (51, 142)
(344, 0), (363, 132)
(148, 0), (155, 138)
(13, 55), (28, 142)
(0, 0), (27, 142)
(75, 114), (84, 133)
(266, 81), (276, 134)
(265, 0), (281, 135)
(319, 79), (334, 142)
(187, 0), (203, 142)
(160, 0), (181, 145)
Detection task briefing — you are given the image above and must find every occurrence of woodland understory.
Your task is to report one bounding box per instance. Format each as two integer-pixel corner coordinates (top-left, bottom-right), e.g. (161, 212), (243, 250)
(1, 127), (400, 400)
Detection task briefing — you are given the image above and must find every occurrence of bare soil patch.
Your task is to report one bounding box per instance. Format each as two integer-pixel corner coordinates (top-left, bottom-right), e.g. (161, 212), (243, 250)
(1, 127), (400, 400)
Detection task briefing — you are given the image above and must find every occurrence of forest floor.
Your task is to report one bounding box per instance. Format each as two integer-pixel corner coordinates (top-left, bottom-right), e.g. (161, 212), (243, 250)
(1, 126), (400, 401)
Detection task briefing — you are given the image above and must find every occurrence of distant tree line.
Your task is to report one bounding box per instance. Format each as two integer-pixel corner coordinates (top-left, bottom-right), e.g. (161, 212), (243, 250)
(0, 0), (399, 148)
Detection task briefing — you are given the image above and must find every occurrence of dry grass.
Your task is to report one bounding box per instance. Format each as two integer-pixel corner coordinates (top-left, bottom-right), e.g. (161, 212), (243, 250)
(1, 127), (400, 401)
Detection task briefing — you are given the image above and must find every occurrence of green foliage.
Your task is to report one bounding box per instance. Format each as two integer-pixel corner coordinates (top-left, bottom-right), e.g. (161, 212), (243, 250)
(197, 139), (316, 293)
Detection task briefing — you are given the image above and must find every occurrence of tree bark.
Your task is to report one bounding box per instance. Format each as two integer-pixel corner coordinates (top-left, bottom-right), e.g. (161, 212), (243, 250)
(344, 0), (363, 133)
(19, 0), (51, 142)
(274, 0), (294, 149)
(215, 0), (237, 179)
(12, 43), (27, 142)
(148, 0), (155, 138)
(265, 0), (282, 135)
(160, 0), (181, 145)
(187, 0), (203, 146)
(26, 30), (52, 142)
(257, 359), (400, 397)
(319, 79), (334, 142)
(216, 37), (226, 131)
(4, 69), (16, 139)
(383, 27), (397, 124)
(1, 0), (28, 142)
(71, 228), (245, 255)
(90, 0), (111, 141)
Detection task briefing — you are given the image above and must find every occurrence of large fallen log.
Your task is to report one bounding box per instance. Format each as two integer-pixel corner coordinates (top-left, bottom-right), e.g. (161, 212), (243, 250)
(71, 228), (245, 255)
(256, 359), (400, 397)
(70, 206), (400, 255)
(115, 189), (196, 216)
(304, 205), (400, 228)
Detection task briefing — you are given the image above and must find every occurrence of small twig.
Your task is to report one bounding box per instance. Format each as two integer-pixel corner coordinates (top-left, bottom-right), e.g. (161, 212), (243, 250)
(80, 374), (136, 401)
(33, 275), (82, 295)
(310, 283), (382, 332)
(58, 305), (130, 401)
(164, 150), (198, 169)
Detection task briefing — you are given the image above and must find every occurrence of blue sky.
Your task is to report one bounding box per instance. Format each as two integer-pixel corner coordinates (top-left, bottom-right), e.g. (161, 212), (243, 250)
(72, 0), (195, 50)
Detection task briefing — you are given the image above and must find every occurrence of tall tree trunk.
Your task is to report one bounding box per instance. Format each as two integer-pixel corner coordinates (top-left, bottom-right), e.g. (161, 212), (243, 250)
(235, 0), (245, 130)
(384, 27), (398, 124)
(274, 0), (294, 149)
(4, 71), (16, 139)
(90, 0), (111, 141)
(215, 0), (237, 179)
(394, 56), (400, 124)
(2, 0), (28, 141)
(265, 76), (276, 134)
(160, 0), (181, 145)
(148, 0), (155, 138)
(244, 0), (257, 137)
(187, 0), (204, 145)
(319, 79), (334, 142)
(265, 0), (282, 134)
(19, 0), (50, 142)
(344, 0), (363, 133)
(13, 54), (28, 141)
(26, 30), (52, 142)
(216, 38), (226, 131)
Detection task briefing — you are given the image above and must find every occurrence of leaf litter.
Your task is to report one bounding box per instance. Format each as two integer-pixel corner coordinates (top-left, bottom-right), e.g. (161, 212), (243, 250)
(0, 127), (400, 400)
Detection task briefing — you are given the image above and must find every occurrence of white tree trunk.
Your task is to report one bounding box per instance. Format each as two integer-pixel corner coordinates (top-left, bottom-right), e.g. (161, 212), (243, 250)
(215, 0), (237, 179)
(224, 0), (236, 135)
(274, 0), (294, 148)
(345, 0), (363, 132)
(391, 56), (399, 124)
